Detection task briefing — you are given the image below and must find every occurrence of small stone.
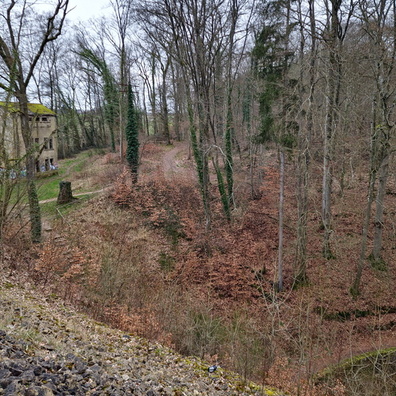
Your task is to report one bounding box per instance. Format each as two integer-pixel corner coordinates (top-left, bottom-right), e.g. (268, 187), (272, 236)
(65, 353), (76, 361)
(89, 363), (102, 372)
(20, 369), (35, 383)
(37, 387), (54, 396)
(25, 387), (40, 396)
(0, 369), (10, 379)
(4, 380), (25, 395)
(33, 366), (44, 376)
(0, 377), (13, 389)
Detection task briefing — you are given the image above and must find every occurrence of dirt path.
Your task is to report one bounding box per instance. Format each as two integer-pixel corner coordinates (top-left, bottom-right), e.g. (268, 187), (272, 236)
(162, 141), (195, 180)
(39, 189), (107, 205)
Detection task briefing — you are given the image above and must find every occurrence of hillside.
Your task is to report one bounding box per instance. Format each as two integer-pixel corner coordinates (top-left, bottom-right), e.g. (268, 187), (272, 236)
(2, 142), (396, 395)
(0, 271), (278, 395)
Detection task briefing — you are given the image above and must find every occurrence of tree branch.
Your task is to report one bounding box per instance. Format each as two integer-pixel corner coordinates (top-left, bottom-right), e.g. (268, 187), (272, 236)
(25, 0), (70, 86)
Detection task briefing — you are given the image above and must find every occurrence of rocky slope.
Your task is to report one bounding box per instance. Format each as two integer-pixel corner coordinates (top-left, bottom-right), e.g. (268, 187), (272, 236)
(0, 272), (281, 396)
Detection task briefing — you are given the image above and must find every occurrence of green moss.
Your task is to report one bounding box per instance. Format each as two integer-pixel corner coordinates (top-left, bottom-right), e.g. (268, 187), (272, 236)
(316, 306), (396, 322)
(154, 348), (166, 356)
(27, 103), (56, 115)
(264, 389), (279, 396)
(316, 347), (396, 383)
(368, 254), (388, 271)
(0, 101), (56, 115)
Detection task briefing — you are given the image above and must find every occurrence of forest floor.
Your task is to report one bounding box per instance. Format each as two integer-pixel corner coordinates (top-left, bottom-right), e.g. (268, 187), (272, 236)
(3, 140), (396, 395)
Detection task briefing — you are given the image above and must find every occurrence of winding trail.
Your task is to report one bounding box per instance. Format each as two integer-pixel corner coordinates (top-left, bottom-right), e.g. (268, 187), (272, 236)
(39, 189), (107, 205)
(162, 141), (195, 180)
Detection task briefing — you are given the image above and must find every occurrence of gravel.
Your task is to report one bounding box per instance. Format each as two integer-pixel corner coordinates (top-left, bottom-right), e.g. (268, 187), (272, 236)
(0, 275), (279, 395)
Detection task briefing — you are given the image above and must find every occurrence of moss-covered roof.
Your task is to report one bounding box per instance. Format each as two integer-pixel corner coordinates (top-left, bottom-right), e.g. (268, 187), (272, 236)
(27, 103), (56, 115)
(0, 101), (56, 115)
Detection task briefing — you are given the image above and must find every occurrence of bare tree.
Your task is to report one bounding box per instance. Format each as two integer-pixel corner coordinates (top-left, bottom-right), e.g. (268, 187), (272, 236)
(294, 0), (317, 286)
(158, 52), (172, 144)
(0, 0), (69, 242)
(351, 0), (396, 296)
(136, 0), (252, 228)
(107, 0), (134, 160)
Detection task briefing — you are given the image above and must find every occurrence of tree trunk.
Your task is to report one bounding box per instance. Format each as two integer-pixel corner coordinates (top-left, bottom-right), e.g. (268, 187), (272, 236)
(170, 61), (183, 141)
(372, 150), (390, 264)
(322, 0), (342, 260)
(57, 181), (75, 205)
(294, 0), (315, 286)
(186, 85), (211, 229)
(351, 94), (379, 297)
(160, 57), (171, 145)
(352, 0), (396, 293)
(27, 179), (42, 243)
(19, 93), (42, 243)
(295, 119), (310, 279)
(322, 123), (333, 259)
(119, 42), (127, 161)
(150, 52), (158, 136)
(351, 165), (377, 297)
(277, 149), (285, 292)
(213, 156), (231, 222)
(225, 91), (234, 211)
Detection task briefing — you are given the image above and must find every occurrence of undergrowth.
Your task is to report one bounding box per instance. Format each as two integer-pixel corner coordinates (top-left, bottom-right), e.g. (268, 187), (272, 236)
(3, 146), (396, 396)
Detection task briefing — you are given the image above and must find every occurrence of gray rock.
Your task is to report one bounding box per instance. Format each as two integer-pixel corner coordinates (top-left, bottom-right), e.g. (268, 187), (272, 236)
(4, 380), (25, 395)
(37, 387), (54, 396)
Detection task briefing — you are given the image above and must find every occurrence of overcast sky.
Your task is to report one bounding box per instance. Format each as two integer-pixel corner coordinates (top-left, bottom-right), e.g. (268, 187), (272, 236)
(34, 0), (110, 22)
(67, 0), (110, 21)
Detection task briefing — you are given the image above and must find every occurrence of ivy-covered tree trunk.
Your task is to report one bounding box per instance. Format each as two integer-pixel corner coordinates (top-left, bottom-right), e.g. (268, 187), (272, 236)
(78, 47), (118, 152)
(183, 82), (211, 229)
(19, 94), (42, 243)
(125, 83), (140, 183)
(223, 0), (238, 215)
(213, 156), (231, 222)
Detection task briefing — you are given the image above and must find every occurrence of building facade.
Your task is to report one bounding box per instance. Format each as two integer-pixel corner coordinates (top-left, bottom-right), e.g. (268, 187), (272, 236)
(1, 102), (57, 173)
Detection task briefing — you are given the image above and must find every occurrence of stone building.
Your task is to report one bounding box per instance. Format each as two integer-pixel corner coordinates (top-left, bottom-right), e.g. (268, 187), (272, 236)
(0, 102), (57, 172)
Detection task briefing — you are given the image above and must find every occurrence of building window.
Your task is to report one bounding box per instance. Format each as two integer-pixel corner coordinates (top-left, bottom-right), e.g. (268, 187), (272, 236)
(35, 138), (39, 144)
(49, 138), (53, 150)
(41, 117), (48, 122)
(43, 138), (48, 149)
